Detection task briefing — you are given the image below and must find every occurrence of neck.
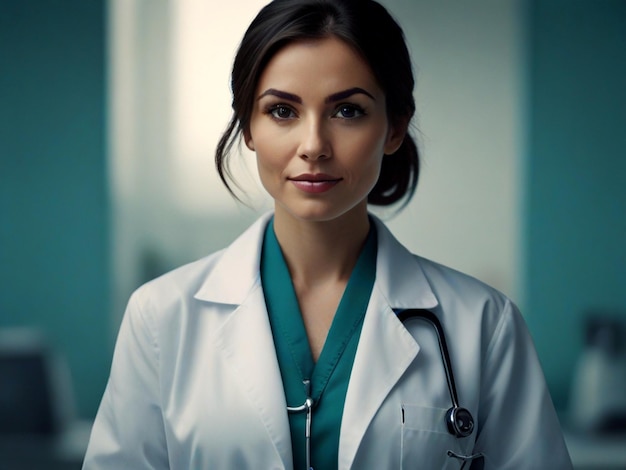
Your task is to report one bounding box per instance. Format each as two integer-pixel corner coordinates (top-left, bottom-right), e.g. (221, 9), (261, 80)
(272, 207), (371, 286)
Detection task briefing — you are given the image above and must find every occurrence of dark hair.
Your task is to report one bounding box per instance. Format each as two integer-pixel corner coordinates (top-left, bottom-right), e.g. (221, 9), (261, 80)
(215, 0), (419, 208)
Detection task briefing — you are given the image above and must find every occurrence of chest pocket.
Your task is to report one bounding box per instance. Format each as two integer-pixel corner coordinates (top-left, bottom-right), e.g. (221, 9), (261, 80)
(400, 404), (470, 470)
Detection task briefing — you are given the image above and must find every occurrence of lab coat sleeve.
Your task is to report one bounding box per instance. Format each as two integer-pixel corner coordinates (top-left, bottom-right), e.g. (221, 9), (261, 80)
(83, 289), (169, 469)
(474, 299), (573, 469)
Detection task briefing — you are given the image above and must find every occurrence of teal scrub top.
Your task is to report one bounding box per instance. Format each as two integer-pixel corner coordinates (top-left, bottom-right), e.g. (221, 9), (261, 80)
(261, 218), (377, 470)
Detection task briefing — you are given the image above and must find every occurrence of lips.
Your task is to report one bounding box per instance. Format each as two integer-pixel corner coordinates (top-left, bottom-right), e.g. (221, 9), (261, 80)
(288, 173), (342, 194)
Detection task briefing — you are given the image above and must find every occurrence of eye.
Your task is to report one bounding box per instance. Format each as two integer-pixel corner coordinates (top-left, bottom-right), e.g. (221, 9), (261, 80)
(267, 104), (297, 120)
(334, 104), (366, 119)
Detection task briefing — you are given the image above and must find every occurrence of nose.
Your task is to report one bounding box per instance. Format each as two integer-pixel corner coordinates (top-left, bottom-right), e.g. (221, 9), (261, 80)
(297, 119), (331, 161)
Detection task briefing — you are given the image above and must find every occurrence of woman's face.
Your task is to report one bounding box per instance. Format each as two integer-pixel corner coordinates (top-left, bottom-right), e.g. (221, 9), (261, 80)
(246, 36), (405, 224)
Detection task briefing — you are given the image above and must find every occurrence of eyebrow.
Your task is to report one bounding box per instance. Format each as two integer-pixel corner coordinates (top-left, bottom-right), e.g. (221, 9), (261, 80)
(258, 89), (302, 103)
(326, 87), (375, 103)
(257, 87), (376, 104)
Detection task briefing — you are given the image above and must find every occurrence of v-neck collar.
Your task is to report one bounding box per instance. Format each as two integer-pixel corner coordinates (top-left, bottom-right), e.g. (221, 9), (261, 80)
(261, 218), (377, 400)
(261, 217), (377, 469)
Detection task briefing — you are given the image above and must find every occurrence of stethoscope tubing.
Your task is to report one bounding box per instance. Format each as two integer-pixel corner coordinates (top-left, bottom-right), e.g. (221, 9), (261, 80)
(397, 309), (461, 409)
(397, 308), (474, 438)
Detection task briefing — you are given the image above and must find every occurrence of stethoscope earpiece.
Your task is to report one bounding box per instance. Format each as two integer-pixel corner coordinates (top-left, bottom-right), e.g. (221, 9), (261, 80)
(446, 406), (474, 438)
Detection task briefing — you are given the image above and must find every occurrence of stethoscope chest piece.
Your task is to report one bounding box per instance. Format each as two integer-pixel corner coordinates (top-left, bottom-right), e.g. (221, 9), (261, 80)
(446, 406), (474, 438)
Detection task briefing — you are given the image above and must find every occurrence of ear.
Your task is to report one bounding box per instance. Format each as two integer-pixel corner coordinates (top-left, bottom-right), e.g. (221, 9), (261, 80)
(384, 117), (409, 155)
(243, 129), (255, 151)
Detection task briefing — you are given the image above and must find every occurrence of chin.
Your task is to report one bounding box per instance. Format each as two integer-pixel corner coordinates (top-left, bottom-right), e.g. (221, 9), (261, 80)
(276, 199), (368, 224)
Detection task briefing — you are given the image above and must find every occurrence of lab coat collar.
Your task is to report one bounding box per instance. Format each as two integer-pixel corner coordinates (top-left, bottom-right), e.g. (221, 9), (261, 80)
(194, 212), (439, 310)
(194, 212), (272, 304)
(370, 215), (438, 310)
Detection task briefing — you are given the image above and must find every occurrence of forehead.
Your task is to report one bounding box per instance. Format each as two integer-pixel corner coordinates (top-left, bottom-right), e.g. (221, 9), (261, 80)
(255, 36), (382, 97)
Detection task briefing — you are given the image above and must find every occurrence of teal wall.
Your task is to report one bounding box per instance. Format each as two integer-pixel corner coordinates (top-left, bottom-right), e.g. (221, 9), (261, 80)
(2, 0), (625, 419)
(0, 0), (110, 418)
(525, 0), (626, 409)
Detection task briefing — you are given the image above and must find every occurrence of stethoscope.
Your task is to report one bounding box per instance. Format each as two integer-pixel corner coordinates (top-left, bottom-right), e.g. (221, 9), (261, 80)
(397, 308), (474, 439)
(287, 308), (475, 470)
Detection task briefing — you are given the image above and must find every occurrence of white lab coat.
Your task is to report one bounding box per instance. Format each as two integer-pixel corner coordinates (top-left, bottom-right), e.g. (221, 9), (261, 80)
(83, 213), (572, 469)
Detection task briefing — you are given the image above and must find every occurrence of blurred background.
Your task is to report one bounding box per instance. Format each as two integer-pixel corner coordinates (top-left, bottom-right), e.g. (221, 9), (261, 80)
(1, 0), (625, 468)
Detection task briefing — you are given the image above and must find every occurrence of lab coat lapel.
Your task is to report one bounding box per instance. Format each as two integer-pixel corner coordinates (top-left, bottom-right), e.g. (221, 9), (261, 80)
(338, 291), (418, 469)
(339, 218), (438, 468)
(195, 213), (292, 469)
(213, 285), (292, 469)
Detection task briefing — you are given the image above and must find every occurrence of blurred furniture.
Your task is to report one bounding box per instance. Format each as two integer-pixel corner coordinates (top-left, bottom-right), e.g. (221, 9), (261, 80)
(565, 430), (626, 470)
(0, 328), (91, 469)
(564, 313), (626, 469)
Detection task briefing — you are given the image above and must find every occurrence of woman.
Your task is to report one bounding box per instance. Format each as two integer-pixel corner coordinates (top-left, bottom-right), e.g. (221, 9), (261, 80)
(83, 0), (572, 468)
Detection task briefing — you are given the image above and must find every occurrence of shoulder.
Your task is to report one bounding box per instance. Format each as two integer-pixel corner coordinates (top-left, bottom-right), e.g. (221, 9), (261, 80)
(126, 213), (272, 329)
(373, 215), (512, 317)
(414, 254), (510, 311)
(130, 250), (226, 314)
(375, 217), (522, 355)
(120, 251), (229, 349)
(416, 253), (518, 333)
